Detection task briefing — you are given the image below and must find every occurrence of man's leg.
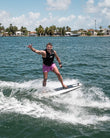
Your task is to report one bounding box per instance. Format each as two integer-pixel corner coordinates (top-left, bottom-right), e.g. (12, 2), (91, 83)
(43, 72), (48, 86)
(52, 66), (67, 88)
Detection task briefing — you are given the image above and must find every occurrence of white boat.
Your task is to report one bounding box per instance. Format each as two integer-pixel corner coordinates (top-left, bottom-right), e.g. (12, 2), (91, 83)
(70, 34), (80, 37)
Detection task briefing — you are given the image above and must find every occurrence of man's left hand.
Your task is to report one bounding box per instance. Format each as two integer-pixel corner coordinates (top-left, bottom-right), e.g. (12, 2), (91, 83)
(59, 64), (62, 68)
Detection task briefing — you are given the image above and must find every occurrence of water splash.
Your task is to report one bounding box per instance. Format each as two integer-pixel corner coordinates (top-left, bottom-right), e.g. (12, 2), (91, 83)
(0, 79), (110, 125)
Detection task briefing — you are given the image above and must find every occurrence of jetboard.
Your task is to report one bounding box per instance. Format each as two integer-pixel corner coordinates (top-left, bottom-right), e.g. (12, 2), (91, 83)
(39, 83), (82, 98)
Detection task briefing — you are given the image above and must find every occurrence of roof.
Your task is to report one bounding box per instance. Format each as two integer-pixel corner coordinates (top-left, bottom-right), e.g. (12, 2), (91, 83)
(29, 32), (36, 34)
(88, 29), (95, 31)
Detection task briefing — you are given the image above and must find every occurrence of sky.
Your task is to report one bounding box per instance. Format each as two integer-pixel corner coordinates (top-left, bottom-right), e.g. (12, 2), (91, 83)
(0, 0), (110, 31)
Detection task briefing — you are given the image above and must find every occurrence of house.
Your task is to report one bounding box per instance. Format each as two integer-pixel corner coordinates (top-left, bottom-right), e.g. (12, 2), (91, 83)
(3, 32), (9, 36)
(102, 29), (110, 35)
(29, 32), (37, 36)
(77, 29), (87, 36)
(87, 29), (97, 35)
(106, 30), (110, 35)
(101, 29), (106, 34)
(15, 31), (23, 36)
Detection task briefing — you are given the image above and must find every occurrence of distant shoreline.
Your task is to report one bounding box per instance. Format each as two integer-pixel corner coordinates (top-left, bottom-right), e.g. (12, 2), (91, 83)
(0, 35), (110, 37)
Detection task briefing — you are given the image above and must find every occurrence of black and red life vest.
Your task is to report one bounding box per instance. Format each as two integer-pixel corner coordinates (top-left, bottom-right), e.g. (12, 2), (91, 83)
(42, 49), (55, 66)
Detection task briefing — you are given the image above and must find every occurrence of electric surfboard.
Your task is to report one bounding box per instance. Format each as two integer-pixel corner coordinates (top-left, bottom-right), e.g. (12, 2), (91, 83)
(39, 83), (82, 98)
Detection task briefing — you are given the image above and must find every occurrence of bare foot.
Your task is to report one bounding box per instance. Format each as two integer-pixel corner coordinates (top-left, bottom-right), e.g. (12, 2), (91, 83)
(63, 84), (68, 89)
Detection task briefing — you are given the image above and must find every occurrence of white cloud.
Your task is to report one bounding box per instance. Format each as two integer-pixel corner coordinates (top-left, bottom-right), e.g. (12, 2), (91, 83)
(85, 0), (110, 15)
(37, 13), (58, 27)
(85, 0), (99, 13)
(0, 0), (110, 32)
(72, 15), (94, 30)
(46, 0), (71, 10)
(0, 10), (104, 31)
(0, 10), (10, 19)
(98, 0), (110, 7)
(84, 0), (110, 28)
(0, 11), (11, 26)
(97, 0), (110, 21)
(12, 15), (26, 26)
(58, 15), (76, 24)
(0, 11), (76, 30)
(28, 12), (40, 19)
(87, 0), (94, 5)
(35, 14), (75, 29)
(0, 11), (40, 31)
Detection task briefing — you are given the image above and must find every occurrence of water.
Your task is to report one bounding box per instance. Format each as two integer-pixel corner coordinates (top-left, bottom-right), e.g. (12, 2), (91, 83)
(0, 36), (110, 138)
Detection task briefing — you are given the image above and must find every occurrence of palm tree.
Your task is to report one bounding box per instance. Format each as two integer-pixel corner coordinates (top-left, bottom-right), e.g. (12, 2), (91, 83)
(5, 24), (18, 35)
(62, 27), (66, 36)
(108, 25), (110, 30)
(0, 23), (5, 33)
(99, 26), (102, 32)
(36, 25), (44, 36)
(20, 26), (28, 35)
(48, 25), (56, 36)
(0, 23), (2, 33)
(45, 27), (49, 35)
(66, 26), (71, 32)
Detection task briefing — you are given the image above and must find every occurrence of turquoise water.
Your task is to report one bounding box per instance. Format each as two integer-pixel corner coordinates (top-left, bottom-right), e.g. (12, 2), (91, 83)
(0, 36), (110, 138)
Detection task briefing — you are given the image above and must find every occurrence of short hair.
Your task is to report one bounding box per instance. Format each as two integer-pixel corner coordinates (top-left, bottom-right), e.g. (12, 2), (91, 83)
(46, 43), (52, 47)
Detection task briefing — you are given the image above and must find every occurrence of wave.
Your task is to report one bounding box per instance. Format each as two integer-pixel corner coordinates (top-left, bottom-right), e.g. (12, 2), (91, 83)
(0, 79), (110, 125)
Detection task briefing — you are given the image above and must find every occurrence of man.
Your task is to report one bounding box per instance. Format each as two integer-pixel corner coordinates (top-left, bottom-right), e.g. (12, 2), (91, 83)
(28, 43), (67, 88)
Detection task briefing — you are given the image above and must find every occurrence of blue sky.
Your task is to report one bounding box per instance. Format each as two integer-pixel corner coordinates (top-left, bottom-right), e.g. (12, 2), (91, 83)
(0, 0), (110, 31)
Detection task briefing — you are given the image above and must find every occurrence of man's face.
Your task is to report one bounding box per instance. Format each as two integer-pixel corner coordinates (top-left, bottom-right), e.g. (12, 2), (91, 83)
(46, 45), (52, 52)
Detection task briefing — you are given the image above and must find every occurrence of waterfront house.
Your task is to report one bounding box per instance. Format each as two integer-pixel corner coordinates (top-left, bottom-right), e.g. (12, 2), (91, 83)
(106, 29), (110, 35)
(29, 32), (37, 36)
(15, 31), (23, 36)
(87, 29), (97, 35)
(88, 29), (94, 35)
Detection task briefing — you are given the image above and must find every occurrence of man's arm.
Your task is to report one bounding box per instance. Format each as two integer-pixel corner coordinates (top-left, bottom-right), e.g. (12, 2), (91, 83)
(54, 51), (62, 68)
(28, 44), (45, 56)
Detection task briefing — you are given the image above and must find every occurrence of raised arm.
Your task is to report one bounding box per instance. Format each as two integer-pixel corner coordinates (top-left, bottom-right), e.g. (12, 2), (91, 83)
(54, 51), (62, 68)
(28, 44), (45, 56)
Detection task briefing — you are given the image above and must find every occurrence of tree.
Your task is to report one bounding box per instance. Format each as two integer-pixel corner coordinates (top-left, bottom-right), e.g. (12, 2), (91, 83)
(99, 26), (102, 30)
(108, 25), (110, 30)
(0, 23), (5, 33)
(6, 24), (18, 36)
(0, 23), (5, 34)
(36, 25), (44, 36)
(66, 26), (71, 32)
(48, 27), (54, 36)
(99, 26), (103, 32)
(86, 31), (91, 36)
(97, 32), (104, 35)
(20, 26), (28, 35)
(44, 27), (49, 35)
(48, 25), (56, 36)
(62, 27), (66, 36)
(58, 27), (62, 35)
(56, 27), (60, 35)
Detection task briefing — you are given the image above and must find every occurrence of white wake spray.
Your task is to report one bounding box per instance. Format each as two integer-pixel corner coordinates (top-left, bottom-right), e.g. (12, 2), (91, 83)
(0, 79), (110, 125)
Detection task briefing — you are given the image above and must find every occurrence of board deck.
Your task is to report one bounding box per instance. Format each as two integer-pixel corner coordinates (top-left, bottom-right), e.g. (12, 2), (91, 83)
(39, 83), (82, 98)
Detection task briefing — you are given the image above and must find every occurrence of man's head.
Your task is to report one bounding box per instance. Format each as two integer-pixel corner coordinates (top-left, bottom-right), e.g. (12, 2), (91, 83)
(46, 43), (53, 52)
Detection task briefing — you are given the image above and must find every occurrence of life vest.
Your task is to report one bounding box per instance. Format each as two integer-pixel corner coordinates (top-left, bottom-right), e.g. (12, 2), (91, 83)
(42, 49), (55, 66)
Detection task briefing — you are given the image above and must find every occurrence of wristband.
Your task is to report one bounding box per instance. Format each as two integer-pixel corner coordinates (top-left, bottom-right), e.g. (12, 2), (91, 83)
(59, 62), (62, 65)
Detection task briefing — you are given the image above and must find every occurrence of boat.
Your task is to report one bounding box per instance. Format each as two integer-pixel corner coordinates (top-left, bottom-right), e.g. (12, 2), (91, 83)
(70, 34), (80, 37)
